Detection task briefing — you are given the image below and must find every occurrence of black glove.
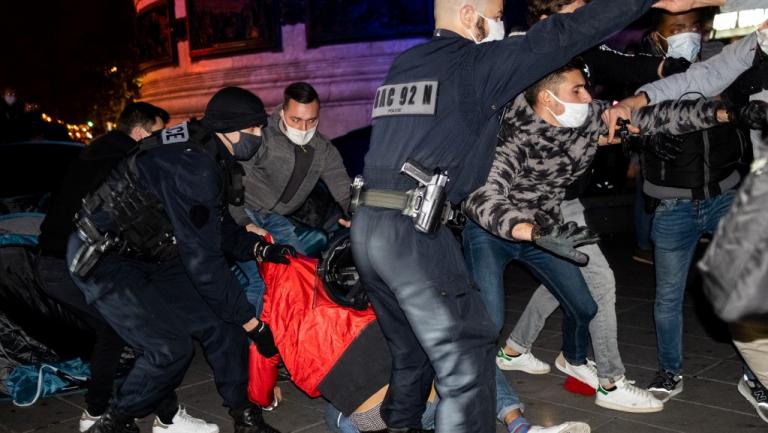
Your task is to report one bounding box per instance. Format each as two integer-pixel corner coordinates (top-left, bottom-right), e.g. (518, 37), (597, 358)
(532, 221), (600, 266)
(643, 134), (684, 162)
(729, 100), (768, 131)
(248, 321), (278, 358)
(661, 57), (691, 77)
(254, 242), (296, 265)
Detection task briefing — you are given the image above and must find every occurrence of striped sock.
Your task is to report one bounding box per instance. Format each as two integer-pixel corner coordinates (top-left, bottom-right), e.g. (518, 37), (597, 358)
(508, 416), (530, 433)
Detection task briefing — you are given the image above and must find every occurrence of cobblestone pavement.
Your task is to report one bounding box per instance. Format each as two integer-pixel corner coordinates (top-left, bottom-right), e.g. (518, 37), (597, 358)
(1, 233), (764, 433)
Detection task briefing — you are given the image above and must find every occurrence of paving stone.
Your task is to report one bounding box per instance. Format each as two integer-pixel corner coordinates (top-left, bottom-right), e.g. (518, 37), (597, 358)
(691, 359), (745, 384)
(1, 233), (765, 433)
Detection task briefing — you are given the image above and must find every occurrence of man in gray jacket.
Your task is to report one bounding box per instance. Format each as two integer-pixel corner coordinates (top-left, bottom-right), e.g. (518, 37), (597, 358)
(236, 82), (351, 242)
(233, 82), (351, 313)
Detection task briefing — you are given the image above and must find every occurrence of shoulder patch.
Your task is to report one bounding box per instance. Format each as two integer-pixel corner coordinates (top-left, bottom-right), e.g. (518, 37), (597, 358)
(371, 81), (439, 119)
(161, 122), (190, 144)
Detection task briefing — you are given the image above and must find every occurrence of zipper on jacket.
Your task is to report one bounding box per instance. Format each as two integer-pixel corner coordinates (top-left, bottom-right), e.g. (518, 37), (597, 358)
(703, 131), (711, 199)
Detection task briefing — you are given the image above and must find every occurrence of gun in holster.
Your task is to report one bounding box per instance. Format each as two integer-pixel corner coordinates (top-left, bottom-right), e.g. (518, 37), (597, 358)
(69, 214), (118, 278)
(400, 160), (456, 234)
(348, 160), (461, 234)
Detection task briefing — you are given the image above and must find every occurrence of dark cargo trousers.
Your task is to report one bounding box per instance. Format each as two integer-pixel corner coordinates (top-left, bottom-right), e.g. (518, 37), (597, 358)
(67, 236), (250, 418)
(350, 207), (497, 433)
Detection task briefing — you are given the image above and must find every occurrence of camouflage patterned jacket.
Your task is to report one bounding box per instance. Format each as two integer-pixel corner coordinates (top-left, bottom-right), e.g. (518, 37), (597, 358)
(463, 93), (722, 241)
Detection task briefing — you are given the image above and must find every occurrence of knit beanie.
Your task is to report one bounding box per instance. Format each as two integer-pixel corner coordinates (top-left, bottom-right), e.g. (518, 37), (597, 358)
(202, 87), (268, 133)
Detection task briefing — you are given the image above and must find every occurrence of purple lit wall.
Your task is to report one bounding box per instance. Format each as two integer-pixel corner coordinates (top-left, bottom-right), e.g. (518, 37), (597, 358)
(134, 0), (432, 139)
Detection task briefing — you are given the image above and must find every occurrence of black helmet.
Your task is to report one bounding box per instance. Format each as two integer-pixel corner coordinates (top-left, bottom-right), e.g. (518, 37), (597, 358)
(317, 229), (369, 310)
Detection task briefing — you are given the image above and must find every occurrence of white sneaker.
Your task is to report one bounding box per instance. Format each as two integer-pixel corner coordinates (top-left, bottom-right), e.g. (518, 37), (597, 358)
(152, 406), (219, 433)
(529, 421), (591, 433)
(555, 353), (599, 390)
(79, 410), (101, 432)
(496, 348), (551, 374)
(595, 376), (664, 413)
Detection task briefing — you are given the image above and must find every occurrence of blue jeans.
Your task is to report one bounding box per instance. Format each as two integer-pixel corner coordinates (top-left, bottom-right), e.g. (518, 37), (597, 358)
(651, 190), (736, 374)
(233, 210), (308, 315)
(462, 221), (597, 366)
(634, 170), (653, 251)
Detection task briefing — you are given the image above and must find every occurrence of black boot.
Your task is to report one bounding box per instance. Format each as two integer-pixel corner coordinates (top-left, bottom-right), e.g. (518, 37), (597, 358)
(229, 405), (281, 433)
(85, 408), (139, 433)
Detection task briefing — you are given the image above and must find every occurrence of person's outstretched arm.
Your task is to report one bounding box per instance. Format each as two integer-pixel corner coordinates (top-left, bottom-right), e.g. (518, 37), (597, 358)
(638, 33), (758, 104)
(474, 0), (656, 111)
(632, 99), (726, 135)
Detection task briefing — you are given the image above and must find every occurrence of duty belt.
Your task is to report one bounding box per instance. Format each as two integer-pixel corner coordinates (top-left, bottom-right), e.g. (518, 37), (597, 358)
(350, 160), (465, 234)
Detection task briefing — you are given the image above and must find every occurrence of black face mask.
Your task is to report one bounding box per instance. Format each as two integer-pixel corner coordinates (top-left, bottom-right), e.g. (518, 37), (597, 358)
(227, 132), (263, 161)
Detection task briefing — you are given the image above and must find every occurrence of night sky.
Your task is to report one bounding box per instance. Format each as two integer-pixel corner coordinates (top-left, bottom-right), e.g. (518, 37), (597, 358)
(0, 0), (530, 124)
(0, 0), (136, 122)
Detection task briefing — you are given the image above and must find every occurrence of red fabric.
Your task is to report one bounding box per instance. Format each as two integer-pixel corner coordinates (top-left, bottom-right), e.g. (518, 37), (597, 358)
(247, 344), (279, 406)
(247, 255), (376, 403)
(563, 376), (597, 396)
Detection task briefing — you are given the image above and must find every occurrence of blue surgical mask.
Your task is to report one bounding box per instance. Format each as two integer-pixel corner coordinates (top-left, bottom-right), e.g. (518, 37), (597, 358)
(662, 32), (701, 63)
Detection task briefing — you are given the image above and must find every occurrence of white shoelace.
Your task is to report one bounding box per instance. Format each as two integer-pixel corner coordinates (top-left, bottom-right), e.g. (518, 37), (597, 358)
(176, 407), (208, 425)
(618, 379), (655, 399)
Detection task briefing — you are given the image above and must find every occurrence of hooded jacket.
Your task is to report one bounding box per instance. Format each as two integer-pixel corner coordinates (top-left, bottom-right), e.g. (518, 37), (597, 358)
(464, 94), (722, 240)
(233, 107), (351, 224)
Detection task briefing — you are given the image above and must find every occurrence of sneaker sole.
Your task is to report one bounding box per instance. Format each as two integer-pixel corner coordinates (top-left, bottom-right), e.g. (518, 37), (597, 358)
(496, 357), (550, 374)
(551, 421), (591, 433)
(738, 379), (768, 424)
(648, 385), (683, 403)
(152, 427), (219, 433)
(595, 398), (664, 413)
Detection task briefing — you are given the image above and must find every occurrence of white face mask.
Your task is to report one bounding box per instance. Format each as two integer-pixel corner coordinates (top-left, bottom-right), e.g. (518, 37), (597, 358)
(545, 90), (589, 128)
(757, 29), (768, 55)
(4, 95), (16, 106)
(662, 32), (701, 63)
(468, 12), (505, 44)
(280, 111), (317, 146)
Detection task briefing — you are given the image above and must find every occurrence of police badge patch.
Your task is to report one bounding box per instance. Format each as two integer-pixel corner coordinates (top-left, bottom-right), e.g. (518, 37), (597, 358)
(371, 81), (439, 119)
(161, 122), (190, 144)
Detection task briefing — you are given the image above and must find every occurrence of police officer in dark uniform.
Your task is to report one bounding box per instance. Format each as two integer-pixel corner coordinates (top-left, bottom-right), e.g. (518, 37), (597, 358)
(349, 1), (663, 432)
(66, 87), (296, 433)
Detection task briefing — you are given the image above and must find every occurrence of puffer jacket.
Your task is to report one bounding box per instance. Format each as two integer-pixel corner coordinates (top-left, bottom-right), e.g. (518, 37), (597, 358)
(248, 255), (376, 406)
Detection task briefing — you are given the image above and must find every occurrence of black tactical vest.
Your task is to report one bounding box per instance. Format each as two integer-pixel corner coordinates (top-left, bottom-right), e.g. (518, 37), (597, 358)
(80, 120), (244, 262)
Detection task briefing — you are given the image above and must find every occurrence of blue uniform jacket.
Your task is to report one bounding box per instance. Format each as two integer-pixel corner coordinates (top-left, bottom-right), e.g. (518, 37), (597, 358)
(363, 0), (654, 204)
(133, 128), (258, 326)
